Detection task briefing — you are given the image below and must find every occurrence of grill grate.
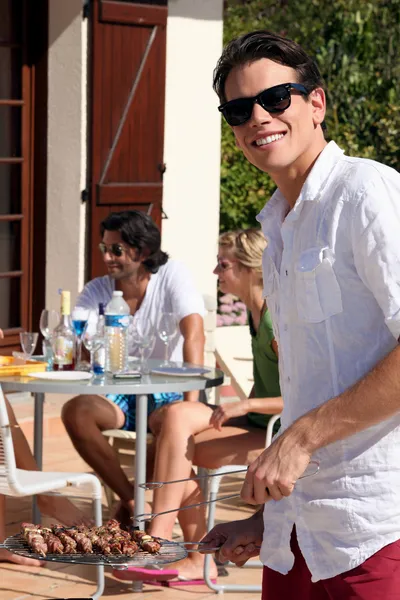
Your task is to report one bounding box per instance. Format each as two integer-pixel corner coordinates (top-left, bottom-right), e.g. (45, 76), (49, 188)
(1, 534), (187, 568)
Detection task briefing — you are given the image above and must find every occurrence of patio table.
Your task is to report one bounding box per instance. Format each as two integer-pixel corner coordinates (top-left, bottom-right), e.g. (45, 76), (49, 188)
(0, 359), (224, 524)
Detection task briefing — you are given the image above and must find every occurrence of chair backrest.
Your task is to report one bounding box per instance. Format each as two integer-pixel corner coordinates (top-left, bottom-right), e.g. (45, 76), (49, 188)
(0, 387), (18, 492)
(202, 294), (217, 403)
(203, 293), (217, 368)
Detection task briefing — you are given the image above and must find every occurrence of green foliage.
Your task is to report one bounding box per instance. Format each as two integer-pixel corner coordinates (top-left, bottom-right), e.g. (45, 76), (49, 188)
(220, 0), (400, 232)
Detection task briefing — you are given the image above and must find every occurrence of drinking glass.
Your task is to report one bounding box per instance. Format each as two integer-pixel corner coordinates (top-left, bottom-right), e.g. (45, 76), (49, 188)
(72, 307), (90, 369)
(130, 318), (156, 374)
(139, 337), (156, 374)
(19, 332), (39, 360)
(157, 312), (178, 362)
(39, 309), (59, 366)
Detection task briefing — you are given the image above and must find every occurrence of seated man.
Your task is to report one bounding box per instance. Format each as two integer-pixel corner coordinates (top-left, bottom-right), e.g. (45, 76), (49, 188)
(62, 210), (205, 525)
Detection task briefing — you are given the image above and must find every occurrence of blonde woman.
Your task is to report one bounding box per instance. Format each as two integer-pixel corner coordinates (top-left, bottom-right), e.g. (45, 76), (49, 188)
(126, 229), (283, 583)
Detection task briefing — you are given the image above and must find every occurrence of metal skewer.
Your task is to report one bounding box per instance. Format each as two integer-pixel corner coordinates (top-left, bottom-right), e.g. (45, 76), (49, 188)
(139, 460), (320, 491)
(134, 460), (320, 522)
(161, 540), (262, 553)
(135, 493), (240, 522)
(138, 468), (250, 490)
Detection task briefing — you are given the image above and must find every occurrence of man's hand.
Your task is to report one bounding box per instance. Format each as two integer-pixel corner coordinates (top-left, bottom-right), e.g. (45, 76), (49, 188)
(241, 427), (312, 504)
(199, 511), (263, 567)
(209, 400), (250, 430)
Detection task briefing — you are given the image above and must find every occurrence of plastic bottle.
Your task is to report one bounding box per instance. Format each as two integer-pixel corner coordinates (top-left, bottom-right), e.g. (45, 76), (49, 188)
(53, 291), (75, 371)
(92, 302), (106, 375)
(105, 291), (130, 373)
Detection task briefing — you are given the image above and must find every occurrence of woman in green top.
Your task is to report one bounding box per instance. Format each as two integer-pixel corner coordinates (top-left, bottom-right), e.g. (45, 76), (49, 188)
(143, 229), (283, 582)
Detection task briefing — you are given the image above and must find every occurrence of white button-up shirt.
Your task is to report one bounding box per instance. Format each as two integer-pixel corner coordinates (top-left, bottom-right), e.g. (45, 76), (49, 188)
(256, 141), (400, 581)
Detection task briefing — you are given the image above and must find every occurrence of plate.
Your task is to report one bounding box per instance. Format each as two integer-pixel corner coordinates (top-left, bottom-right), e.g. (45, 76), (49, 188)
(151, 366), (211, 377)
(26, 371), (92, 381)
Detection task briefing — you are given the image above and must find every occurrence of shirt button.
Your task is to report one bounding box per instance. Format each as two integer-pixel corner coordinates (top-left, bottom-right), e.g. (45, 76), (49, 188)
(284, 324), (288, 332)
(287, 376), (291, 383)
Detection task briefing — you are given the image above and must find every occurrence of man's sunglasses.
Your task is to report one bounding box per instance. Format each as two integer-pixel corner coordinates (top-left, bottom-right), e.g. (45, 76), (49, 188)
(98, 242), (126, 257)
(218, 82), (309, 127)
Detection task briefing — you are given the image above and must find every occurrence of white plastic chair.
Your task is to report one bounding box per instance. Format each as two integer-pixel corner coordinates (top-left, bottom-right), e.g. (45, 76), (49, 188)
(0, 387), (105, 599)
(203, 413), (281, 593)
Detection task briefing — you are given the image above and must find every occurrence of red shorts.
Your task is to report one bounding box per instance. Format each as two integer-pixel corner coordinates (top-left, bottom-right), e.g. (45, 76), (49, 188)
(262, 528), (400, 600)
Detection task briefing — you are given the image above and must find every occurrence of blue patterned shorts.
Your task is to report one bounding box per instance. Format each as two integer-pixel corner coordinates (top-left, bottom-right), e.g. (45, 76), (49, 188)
(106, 392), (183, 432)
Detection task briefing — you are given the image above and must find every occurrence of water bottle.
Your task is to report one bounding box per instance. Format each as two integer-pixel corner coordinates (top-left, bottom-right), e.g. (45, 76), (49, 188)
(105, 291), (130, 373)
(92, 303), (106, 375)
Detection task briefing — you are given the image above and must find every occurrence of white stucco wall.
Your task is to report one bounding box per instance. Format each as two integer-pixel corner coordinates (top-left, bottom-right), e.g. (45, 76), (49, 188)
(162, 0), (224, 299)
(45, 0), (223, 311)
(46, 1), (86, 312)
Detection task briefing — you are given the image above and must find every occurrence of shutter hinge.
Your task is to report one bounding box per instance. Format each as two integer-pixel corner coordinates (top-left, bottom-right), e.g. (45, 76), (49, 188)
(81, 189), (89, 203)
(158, 163), (167, 178)
(82, 0), (90, 20)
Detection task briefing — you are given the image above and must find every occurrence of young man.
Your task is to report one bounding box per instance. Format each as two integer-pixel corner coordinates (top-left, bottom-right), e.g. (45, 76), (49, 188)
(62, 210), (205, 525)
(201, 30), (400, 598)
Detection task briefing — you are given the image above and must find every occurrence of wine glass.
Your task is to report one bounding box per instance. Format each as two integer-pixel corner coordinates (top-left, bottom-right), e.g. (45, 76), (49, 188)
(19, 332), (39, 360)
(39, 309), (59, 340)
(72, 307), (90, 369)
(82, 316), (102, 373)
(130, 318), (156, 374)
(157, 312), (178, 362)
(39, 309), (59, 365)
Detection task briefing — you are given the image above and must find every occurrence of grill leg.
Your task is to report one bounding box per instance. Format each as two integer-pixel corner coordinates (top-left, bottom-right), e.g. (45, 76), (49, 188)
(33, 392), (44, 523)
(92, 484), (105, 598)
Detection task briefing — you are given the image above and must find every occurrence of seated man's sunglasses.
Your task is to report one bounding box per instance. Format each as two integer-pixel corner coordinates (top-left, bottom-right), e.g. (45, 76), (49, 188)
(218, 82), (309, 127)
(98, 242), (126, 257)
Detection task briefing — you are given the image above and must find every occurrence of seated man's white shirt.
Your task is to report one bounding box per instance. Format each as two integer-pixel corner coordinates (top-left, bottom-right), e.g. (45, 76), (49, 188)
(76, 260), (204, 362)
(256, 141), (400, 581)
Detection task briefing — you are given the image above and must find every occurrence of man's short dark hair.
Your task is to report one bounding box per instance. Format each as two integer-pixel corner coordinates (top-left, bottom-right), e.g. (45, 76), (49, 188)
(100, 210), (168, 274)
(213, 30), (324, 104)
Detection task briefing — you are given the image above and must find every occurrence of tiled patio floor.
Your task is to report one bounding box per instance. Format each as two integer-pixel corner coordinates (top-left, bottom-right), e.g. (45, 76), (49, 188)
(2, 393), (262, 599)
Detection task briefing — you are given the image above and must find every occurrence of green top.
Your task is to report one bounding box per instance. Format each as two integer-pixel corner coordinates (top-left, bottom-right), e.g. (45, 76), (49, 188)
(247, 308), (281, 429)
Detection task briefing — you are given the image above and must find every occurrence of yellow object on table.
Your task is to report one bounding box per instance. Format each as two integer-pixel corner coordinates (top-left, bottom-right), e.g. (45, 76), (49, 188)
(0, 356), (47, 376)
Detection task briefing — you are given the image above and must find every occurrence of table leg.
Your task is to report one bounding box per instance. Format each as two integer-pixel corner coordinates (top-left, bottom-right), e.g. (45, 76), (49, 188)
(32, 392), (44, 523)
(131, 393), (148, 593)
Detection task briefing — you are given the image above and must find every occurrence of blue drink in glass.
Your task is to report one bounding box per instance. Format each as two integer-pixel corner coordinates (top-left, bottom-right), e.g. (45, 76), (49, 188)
(72, 319), (87, 337)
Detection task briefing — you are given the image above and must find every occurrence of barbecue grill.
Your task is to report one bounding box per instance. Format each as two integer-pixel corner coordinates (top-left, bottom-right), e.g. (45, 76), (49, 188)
(1, 534), (187, 569)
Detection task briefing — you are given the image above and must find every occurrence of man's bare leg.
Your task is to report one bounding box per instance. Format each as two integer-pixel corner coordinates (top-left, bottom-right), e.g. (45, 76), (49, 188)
(61, 394), (150, 523)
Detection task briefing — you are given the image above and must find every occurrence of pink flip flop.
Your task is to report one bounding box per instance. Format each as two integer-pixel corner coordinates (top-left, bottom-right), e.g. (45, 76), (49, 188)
(112, 566), (178, 582)
(161, 576), (217, 587)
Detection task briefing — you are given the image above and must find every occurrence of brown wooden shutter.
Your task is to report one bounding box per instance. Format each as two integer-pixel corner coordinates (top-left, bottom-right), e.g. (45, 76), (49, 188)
(0, 0), (47, 353)
(89, 0), (167, 279)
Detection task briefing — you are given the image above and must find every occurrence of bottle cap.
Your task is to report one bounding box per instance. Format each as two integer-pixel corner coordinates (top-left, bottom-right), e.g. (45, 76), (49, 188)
(113, 291), (123, 297)
(60, 290), (71, 315)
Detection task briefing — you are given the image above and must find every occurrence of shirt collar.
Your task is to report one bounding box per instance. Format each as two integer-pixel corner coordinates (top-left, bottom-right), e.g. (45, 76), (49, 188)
(256, 141), (345, 229)
(297, 140), (344, 204)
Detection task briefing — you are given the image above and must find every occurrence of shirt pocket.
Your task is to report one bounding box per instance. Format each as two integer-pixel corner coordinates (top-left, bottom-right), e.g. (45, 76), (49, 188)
(295, 247), (343, 323)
